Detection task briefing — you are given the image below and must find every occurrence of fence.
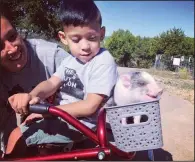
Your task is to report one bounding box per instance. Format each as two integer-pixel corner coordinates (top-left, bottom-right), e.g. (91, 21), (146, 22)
(154, 54), (194, 79)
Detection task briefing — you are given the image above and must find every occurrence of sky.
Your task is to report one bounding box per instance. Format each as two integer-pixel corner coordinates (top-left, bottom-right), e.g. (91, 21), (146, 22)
(95, 1), (194, 38)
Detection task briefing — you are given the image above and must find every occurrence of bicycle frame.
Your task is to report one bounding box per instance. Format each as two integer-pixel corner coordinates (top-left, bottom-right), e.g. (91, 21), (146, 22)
(5, 106), (136, 161)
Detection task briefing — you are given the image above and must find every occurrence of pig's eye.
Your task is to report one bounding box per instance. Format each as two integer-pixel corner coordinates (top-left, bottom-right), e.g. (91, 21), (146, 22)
(137, 81), (146, 86)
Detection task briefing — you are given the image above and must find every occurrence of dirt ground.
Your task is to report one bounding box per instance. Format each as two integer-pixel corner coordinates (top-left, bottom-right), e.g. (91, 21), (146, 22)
(118, 67), (194, 161)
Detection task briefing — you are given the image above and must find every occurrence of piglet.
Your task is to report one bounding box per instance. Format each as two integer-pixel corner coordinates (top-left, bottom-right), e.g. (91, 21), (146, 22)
(113, 71), (163, 124)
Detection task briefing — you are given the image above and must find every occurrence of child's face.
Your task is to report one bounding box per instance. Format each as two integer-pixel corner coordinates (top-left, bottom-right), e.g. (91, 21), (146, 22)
(59, 22), (105, 63)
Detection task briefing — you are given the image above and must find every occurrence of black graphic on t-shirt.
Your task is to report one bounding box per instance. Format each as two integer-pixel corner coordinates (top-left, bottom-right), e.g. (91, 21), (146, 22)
(61, 67), (84, 100)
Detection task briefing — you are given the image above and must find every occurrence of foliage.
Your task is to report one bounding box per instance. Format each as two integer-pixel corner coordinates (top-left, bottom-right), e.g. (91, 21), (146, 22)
(160, 28), (185, 56)
(1, 0), (62, 40)
(104, 27), (193, 70)
(182, 37), (194, 56)
(154, 27), (193, 57)
(178, 67), (191, 80)
(149, 36), (164, 55)
(104, 29), (136, 67)
(133, 36), (155, 68)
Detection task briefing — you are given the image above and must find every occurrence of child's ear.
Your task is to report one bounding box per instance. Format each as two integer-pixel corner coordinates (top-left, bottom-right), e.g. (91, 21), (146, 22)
(100, 26), (106, 41)
(58, 31), (68, 45)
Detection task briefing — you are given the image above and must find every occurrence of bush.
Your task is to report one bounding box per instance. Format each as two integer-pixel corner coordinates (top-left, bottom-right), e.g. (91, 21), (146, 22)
(178, 67), (191, 80)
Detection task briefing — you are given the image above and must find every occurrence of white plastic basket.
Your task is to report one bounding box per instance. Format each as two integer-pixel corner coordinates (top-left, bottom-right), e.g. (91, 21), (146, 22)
(105, 99), (163, 152)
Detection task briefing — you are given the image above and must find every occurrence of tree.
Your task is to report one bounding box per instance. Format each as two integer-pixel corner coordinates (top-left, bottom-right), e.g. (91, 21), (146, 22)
(104, 29), (136, 67)
(150, 28), (194, 71)
(182, 37), (194, 57)
(134, 36), (155, 68)
(159, 27), (186, 56)
(1, 0), (62, 40)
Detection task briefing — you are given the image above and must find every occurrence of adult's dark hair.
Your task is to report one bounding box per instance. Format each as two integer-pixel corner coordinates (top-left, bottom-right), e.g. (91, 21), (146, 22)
(0, 4), (15, 28)
(59, 0), (102, 27)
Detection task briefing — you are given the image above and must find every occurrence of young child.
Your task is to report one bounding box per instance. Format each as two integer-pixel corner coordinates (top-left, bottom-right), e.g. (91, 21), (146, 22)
(6, 0), (118, 156)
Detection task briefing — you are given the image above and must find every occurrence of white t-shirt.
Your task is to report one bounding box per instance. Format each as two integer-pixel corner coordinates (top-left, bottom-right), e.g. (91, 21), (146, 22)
(53, 48), (118, 126)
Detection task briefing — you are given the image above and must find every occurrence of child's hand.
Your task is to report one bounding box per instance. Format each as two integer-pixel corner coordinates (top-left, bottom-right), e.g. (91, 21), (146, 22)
(21, 113), (44, 126)
(29, 96), (41, 105)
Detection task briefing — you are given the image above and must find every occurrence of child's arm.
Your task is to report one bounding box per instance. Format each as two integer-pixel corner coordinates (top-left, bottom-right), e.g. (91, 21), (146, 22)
(56, 93), (105, 118)
(30, 75), (62, 102)
(8, 75), (62, 115)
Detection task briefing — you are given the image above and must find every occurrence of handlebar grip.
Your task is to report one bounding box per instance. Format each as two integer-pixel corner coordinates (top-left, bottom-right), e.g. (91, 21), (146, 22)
(29, 104), (50, 114)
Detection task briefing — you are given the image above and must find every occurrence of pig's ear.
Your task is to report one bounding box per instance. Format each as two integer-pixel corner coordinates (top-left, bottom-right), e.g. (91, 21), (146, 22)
(120, 74), (131, 88)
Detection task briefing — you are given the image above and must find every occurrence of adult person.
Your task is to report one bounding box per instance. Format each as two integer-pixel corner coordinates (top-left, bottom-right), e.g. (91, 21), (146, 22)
(0, 10), (69, 154)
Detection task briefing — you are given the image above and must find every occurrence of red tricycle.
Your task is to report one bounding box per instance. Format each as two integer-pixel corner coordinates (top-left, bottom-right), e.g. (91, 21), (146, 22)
(1, 99), (163, 161)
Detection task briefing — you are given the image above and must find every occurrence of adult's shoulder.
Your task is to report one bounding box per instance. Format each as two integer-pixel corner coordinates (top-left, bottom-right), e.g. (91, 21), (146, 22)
(27, 38), (60, 48)
(26, 38), (69, 57)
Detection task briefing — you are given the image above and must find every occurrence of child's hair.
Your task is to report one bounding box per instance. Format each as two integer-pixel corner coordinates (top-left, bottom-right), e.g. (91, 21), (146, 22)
(59, 0), (102, 27)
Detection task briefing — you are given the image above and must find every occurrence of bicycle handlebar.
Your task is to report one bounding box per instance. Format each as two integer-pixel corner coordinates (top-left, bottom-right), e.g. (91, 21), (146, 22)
(29, 104), (50, 114)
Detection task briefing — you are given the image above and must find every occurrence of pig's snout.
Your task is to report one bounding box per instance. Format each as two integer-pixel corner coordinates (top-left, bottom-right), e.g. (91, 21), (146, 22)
(146, 83), (163, 98)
